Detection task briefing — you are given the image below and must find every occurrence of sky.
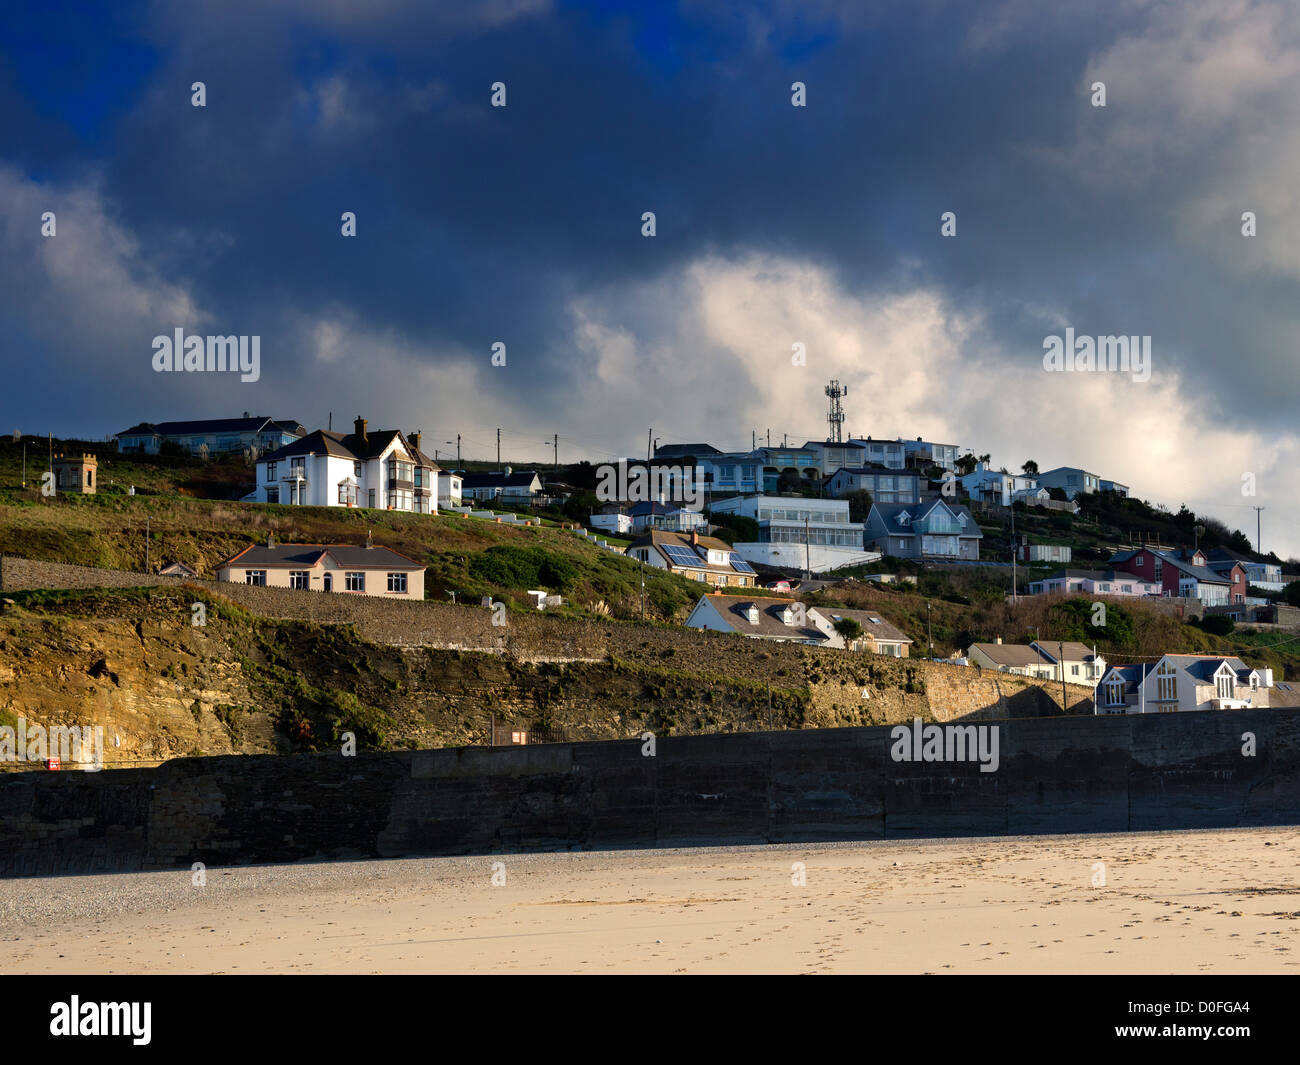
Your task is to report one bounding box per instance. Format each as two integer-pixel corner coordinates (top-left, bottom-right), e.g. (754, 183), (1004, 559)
(1, 0), (1297, 556)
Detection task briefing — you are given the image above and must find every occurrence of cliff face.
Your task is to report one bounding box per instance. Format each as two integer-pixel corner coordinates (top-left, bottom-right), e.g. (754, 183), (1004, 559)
(0, 588), (1093, 767)
(0, 613), (276, 765)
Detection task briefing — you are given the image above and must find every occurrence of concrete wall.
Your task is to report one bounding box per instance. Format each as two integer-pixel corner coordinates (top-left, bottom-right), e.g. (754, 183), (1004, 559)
(3, 708), (1295, 876)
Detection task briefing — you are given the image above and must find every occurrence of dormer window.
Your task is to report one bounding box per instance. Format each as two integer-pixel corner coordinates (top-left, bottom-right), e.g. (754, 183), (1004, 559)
(746, 605), (759, 625)
(898, 511), (911, 526)
(781, 607), (795, 626)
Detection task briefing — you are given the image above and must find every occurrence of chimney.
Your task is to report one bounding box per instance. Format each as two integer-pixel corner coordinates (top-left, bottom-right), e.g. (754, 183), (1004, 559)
(365, 529), (373, 549)
(409, 431), (421, 451)
(243, 411), (250, 419)
(690, 530), (699, 546)
(267, 533), (274, 549)
(354, 416), (368, 442)
(995, 635), (1002, 644)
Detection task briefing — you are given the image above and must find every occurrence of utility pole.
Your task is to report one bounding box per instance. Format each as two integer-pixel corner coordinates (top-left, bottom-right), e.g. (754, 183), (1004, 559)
(145, 515), (150, 573)
(752, 429), (756, 450)
(1010, 503), (1017, 602)
(926, 599), (933, 660)
(496, 428), (501, 471)
(766, 429), (771, 447)
(1254, 506), (1265, 553)
(447, 436), (461, 465)
(805, 515), (811, 581)
(21, 442), (26, 488)
(647, 428), (652, 462)
(553, 433), (558, 472)
(1060, 640), (1068, 711)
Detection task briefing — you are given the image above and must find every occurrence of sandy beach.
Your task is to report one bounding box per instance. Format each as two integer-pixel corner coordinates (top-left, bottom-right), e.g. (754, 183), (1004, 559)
(2, 827), (1298, 974)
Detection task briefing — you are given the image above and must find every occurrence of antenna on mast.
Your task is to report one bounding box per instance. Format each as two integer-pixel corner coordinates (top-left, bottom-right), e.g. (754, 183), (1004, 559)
(824, 379), (847, 443)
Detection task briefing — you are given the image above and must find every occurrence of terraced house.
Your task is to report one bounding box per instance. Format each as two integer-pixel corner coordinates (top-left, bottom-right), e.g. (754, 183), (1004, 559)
(254, 418), (439, 513)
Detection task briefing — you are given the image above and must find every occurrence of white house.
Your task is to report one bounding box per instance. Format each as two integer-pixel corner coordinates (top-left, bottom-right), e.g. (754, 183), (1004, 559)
(255, 419), (439, 514)
(1095, 655), (1273, 714)
(966, 640), (1057, 678)
(590, 509), (633, 535)
(460, 468), (543, 504)
(437, 470), (463, 509)
(1028, 569), (1161, 597)
(215, 534), (425, 599)
(960, 462), (1039, 506)
(1029, 641), (1107, 683)
(708, 494), (880, 573)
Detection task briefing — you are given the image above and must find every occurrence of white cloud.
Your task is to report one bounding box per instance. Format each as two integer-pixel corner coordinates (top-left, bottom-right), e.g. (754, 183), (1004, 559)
(565, 251), (1300, 557)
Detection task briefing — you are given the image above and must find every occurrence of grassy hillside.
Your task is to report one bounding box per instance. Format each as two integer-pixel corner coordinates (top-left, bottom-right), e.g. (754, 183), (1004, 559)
(0, 441), (704, 621)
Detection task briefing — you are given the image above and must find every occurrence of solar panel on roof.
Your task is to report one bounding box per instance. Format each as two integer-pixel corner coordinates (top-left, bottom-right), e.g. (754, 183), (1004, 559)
(728, 554), (756, 573)
(662, 545), (703, 567)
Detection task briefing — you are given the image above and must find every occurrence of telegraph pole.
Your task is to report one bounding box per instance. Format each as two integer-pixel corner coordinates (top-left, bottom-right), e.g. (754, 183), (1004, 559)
(496, 428), (501, 471)
(1060, 640), (1068, 711)
(647, 428), (652, 462)
(1010, 503), (1017, 602)
(926, 600), (933, 660)
(1254, 506), (1265, 553)
(553, 433), (558, 472)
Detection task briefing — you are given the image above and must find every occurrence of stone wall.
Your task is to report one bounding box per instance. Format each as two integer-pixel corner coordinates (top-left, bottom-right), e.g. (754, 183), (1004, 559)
(2, 708), (1295, 876)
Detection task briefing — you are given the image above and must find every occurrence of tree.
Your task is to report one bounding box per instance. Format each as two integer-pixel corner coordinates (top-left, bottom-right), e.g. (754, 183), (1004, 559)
(1283, 581), (1300, 608)
(955, 453), (978, 476)
(845, 488), (874, 523)
(833, 617), (863, 640)
(1021, 460), (1038, 475)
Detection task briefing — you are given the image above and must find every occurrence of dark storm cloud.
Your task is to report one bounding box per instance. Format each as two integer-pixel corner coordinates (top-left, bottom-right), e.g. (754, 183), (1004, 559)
(1, 0), (1298, 447)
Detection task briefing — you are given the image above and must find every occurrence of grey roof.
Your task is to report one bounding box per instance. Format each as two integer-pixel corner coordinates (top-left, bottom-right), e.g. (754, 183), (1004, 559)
(831, 465), (919, 477)
(1032, 641), (1103, 663)
(1163, 654), (1251, 682)
(698, 595), (831, 642)
(654, 443), (721, 458)
(461, 470), (540, 489)
(815, 608), (913, 644)
(969, 643), (1055, 668)
(118, 416), (304, 438)
(217, 542), (423, 570)
(869, 499), (983, 538)
(1108, 548), (1233, 585)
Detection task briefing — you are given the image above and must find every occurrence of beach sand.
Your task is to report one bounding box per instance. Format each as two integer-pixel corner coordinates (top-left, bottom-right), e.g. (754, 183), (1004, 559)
(3, 827), (1298, 974)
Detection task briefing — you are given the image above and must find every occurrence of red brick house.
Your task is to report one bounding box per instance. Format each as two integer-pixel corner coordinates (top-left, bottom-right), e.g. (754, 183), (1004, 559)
(1108, 548), (1246, 606)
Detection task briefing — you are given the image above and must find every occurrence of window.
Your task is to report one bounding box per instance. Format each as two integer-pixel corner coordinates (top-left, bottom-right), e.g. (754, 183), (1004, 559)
(290, 458), (305, 476)
(354, 461), (363, 477)
(367, 489), (376, 508)
(387, 572), (408, 594)
(1071, 665), (1080, 677)
(1216, 675), (1233, 700)
(345, 572), (365, 592)
(245, 570), (266, 586)
(1153, 557), (1162, 581)
(414, 468), (425, 488)
(266, 462), (277, 480)
(265, 487), (279, 504)
(1105, 680), (1124, 706)
(1156, 663), (1177, 701)
(289, 571), (309, 590)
